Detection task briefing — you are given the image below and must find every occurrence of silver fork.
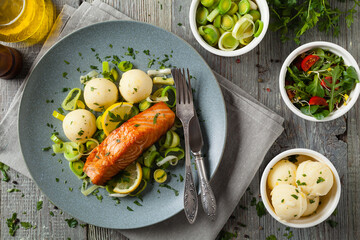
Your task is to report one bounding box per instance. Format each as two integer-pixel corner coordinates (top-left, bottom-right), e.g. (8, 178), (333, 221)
(171, 68), (198, 224)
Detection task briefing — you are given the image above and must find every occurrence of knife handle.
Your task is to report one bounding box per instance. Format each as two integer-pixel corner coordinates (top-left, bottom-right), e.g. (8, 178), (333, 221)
(194, 151), (217, 221)
(184, 164), (198, 224)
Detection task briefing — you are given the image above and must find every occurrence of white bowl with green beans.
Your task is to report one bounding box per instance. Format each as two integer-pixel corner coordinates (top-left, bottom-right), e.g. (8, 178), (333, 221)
(189, 0), (269, 57)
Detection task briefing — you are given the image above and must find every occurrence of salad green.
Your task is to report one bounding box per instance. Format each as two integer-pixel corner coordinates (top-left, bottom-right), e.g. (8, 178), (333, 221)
(285, 48), (359, 120)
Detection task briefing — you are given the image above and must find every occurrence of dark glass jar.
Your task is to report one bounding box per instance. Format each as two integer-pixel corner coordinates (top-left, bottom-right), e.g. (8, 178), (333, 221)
(0, 44), (22, 79)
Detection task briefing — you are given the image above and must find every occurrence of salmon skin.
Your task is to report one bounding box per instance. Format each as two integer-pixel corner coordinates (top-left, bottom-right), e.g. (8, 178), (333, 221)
(84, 102), (175, 185)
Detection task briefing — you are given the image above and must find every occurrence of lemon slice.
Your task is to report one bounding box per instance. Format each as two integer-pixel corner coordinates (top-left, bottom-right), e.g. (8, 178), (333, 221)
(102, 102), (133, 135)
(113, 162), (143, 194)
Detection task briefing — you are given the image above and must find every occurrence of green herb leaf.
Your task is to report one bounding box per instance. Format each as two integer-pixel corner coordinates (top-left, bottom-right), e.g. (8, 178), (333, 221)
(317, 176), (325, 183)
(65, 218), (78, 228)
(37, 201), (43, 211)
(266, 235), (277, 240)
(256, 200), (266, 217)
(6, 213), (20, 236)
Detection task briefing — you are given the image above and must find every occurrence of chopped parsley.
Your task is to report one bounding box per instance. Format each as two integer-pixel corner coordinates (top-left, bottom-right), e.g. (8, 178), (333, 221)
(77, 130), (84, 136)
(287, 154), (298, 163)
(153, 113), (160, 124)
(20, 222), (34, 229)
(0, 162), (10, 182)
(127, 206), (134, 211)
(134, 124), (140, 127)
(296, 180), (307, 186)
(37, 201), (43, 211)
(317, 177), (325, 184)
(309, 199), (315, 204)
(281, 199), (284, 203)
(64, 60), (70, 65)
(159, 183), (179, 196)
(291, 194), (298, 200)
(134, 200), (143, 206)
(90, 65), (98, 70)
(266, 235), (277, 240)
(177, 23), (183, 26)
(109, 44), (113, 48)
(62, 72), (68, 79)
(65, 218), (78, 228)
(327, 219), (338, 228)
(255, 200), (266, 217)
(6, 213), (20, 236)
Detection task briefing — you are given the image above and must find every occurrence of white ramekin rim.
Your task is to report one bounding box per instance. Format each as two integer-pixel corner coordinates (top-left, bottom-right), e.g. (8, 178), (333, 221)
(260, 148), (341, 228)
(189, 0), (270, 57)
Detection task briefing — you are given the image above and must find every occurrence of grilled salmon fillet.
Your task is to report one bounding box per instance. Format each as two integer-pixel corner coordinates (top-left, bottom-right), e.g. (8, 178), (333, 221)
(84, 102), (175, 185)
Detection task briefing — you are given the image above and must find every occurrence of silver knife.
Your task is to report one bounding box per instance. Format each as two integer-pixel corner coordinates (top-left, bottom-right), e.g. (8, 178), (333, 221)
(189, 112), (216, 220)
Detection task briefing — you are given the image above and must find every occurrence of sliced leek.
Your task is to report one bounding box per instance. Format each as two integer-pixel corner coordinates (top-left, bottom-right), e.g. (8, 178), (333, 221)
(147, 68), (171, 77)
(249, 0), (258, 10)
(201, 0), (215, 7)
(238, 0), (250, 15)
(161, 86), (176, 108)
(153, 77), (174, 85)
(61, 88), (82, 111)
(199, 24), (220, 46)
(249, 10), (261, 22)
(76, 100), (85, 109)
(221, 14), (235, 31)
(207, 8), (220, 22)
(196, 7), (209, 25)
(218, 32), (240, 51)
(218, 0), (232, 15)
(118, 61), (133, 72)
(50, 134), (62, 144)
(254, 20), (264, 37)
(213, 15), (221, 28)
(232, 14), (255, 40)
(139, 99), (151, 111)
(227, 2), (239, 15)
(165, 147), (185, 160)
(52, 110), (65, 121)
(69, 160), (84, 176)
(80, 70), (99, 84)
(154, 169), (167, 183)
(64, 142), (82, 162)
(156, 156), (177, 167)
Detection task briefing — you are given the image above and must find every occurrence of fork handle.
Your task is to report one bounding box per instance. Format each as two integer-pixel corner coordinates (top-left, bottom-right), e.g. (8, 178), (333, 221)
(184, 164), (198, 224)
(183, 125), (198, 224)
(194, 151), (216, 221)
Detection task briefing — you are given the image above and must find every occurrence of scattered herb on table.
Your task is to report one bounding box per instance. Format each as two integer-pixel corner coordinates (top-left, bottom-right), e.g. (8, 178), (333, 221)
(327, 219), (338, 228)
(37, 200), (43, 211)
(266, 235), (277, 240)
(256, 200), (267, 217)
(65, 218), (78, 228)
(218, 230), (238, 240)
(6, 213), (20, 236)
(267, 0), (360, 44)
(20, 222), (34, 229)
(0, 162), (10, 182)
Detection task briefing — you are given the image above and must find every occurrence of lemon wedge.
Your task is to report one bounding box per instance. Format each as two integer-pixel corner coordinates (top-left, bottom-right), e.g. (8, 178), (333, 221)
(102, 102), (133, 135)
(113, 162), (142, 194)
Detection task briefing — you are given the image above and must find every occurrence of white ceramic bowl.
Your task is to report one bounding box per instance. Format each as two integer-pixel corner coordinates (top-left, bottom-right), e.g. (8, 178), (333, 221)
(279, 41), (360, 122)
(189, 0), (270, 57)
(260, 148), (341, 228)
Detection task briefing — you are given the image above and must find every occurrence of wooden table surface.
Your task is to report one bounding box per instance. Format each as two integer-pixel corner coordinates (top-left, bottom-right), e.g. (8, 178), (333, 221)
(1, 0), (359, 239)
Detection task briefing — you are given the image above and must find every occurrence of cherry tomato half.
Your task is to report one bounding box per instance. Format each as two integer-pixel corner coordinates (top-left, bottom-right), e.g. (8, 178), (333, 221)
(320, 76), (339, 90)
(301, 55), (320, 72)
(309, 96), (328, 106)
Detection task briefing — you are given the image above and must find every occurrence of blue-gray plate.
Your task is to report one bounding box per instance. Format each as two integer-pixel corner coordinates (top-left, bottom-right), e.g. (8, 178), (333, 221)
(19, 20), (226, 229)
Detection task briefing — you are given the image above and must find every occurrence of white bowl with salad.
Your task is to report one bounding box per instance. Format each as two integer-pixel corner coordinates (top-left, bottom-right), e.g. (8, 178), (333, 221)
(279, 41), (360, 121)
(189, 0), (269, 57)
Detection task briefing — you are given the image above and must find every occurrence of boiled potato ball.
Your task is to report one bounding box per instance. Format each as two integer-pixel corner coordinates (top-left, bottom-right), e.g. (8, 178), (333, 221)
(84, 78), (118, 112)
(119, 69), (153, 103)
(63, 109), (96, 142)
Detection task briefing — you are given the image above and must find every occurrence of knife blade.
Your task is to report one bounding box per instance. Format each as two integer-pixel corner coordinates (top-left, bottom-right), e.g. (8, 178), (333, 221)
(189, 112), (217, 220)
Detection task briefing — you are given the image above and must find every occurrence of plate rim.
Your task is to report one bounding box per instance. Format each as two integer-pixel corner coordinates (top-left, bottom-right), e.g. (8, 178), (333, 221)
(18, 20), (228, 229)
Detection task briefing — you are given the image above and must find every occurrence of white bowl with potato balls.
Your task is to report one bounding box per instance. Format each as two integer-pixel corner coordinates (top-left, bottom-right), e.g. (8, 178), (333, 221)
(260, 148), (341, 228)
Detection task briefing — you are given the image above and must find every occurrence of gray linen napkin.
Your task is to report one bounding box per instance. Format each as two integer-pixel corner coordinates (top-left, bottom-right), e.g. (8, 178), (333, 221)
(0, 1), (284, 239)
